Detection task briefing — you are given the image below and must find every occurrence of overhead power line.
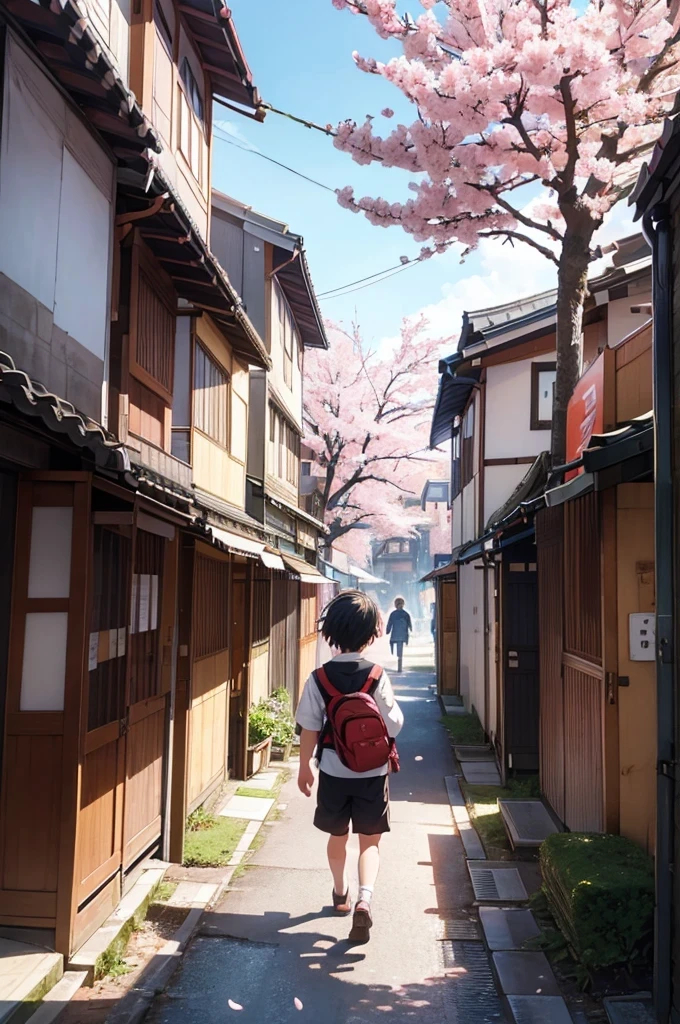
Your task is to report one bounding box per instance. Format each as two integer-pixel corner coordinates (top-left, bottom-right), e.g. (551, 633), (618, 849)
(213, 128), (337, 193)
(317, 258), (420, 298)
(318, 261), (416, 300)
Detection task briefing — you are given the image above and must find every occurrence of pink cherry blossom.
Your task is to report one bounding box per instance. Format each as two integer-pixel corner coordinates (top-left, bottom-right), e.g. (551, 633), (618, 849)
(330, 0), (679, 461)
(304, 319), (450, 553)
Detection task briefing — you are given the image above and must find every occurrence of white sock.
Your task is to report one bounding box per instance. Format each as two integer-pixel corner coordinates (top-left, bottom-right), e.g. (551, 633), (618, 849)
(358, 885), (374, 905)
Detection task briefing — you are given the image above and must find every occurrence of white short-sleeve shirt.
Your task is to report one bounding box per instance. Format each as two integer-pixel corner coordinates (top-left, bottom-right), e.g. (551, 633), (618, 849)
(296, 653), (404, 779)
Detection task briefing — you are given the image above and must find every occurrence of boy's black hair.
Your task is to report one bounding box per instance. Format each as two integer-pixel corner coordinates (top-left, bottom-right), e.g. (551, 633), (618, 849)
(320, 590), (381, 652)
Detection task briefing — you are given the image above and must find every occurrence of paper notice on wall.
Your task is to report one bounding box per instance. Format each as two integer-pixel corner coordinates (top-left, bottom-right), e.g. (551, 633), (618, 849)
(150, 575), (159, 632)
(108, 628), (118, 661)
(130, 574), (138, 634)
(88, 632), (99, 672)
(117, 627), (126, 658)
(138, 574), (150, 633)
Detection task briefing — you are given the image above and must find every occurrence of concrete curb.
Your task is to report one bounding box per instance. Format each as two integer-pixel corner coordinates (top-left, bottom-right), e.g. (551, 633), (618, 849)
(445, 775), (487, 860)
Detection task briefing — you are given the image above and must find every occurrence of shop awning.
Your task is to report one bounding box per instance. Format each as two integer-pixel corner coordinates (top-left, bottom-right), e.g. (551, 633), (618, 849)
(261, 549), (286, 571)
(429, 358), (481, 448)
(281, 553), (328, 584)
(210, 525), (265, 558)
(546, 412), (653, 507)
(349, 565), (388, 585)
(486, 453), (550, 531)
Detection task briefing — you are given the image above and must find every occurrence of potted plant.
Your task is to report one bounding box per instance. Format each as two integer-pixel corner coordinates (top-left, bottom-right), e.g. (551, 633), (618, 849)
(268, 688), (295, 762)
(246, 700), (276, 778)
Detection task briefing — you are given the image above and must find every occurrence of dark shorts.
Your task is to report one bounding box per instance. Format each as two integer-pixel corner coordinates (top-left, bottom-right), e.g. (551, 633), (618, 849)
(314, 771), (390, 836)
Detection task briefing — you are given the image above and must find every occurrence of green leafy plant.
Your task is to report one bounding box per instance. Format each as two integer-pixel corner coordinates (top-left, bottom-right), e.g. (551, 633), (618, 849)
(98, 949), (131, 979)
(540, 832), (654, 971)
(440, 712), (485, 745)
(186, 806), (216, 832)
(248, 700), (277, 745)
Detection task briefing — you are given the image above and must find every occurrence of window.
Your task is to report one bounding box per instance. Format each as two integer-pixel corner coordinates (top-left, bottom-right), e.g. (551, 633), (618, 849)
(269, 404), (300, 486)
(193, 555), (229, 658)
(451, 430), (461, 499)
(272, 280), (300, 390)
(180, 57), (203, 122)
(194, 343), (229, 447)
(461, 400), (475, 487)
(301, 462), (311, 477)
(251, 570), (271, 647)
(154, 0), (173, 56)
(531, 362), (557, 430)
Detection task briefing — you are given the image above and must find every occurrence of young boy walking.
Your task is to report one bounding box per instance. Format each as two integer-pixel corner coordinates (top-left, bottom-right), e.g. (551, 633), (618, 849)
(296, 591), (404, 943)
(385, 596), (412, 673)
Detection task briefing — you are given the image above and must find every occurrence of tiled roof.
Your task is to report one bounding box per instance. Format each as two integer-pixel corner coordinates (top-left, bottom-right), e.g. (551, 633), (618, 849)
(4, 0), (161, 154)
(0, 350), (128, 470)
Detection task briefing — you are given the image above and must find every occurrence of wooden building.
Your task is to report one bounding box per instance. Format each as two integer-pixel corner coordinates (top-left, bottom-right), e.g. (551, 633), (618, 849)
(210, 192), (329, 710)
(428, 237), (652, 781)
(535, 324), (654, 844)
(0, 0), (330, 961)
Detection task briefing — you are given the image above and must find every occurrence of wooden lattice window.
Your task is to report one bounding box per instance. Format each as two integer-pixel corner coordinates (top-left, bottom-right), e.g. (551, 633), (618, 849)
(193, 554), (229, 658)
(194, 343), (229, 448)
(130, 239), (176, 401)
(88, 527), (130, 731)
(129, 531), (165, 704)
(252, 569), (271, 647)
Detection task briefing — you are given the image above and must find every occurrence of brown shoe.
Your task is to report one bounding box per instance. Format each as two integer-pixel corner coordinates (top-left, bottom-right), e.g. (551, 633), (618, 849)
(349, 900), (373, 943)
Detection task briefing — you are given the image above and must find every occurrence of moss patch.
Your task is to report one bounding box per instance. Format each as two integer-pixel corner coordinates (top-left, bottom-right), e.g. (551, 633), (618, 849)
(441, 711), (485, 745)
(461, 776), (541, 855)
(236, 787), (275, 800)
(540, 832), (654, 970)
(183, 816), (249, 868)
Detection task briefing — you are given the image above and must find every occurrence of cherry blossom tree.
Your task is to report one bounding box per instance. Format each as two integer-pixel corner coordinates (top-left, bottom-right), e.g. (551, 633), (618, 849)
(304, 317), (447, 556)
(330, 0), (680, 462)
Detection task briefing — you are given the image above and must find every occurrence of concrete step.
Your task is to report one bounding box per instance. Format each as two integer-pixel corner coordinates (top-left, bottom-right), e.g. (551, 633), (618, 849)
(67, 865), (166, 983)
(462, 762), (502, 786)
(498, 800), (560, 849)
(0, 939), (63, 1024)
(479, 907), (541, 951)
(507, 995), (574, 1023)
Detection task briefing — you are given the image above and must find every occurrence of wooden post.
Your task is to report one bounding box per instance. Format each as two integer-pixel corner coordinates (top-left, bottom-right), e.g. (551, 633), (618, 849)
(601, 488), (621, 834)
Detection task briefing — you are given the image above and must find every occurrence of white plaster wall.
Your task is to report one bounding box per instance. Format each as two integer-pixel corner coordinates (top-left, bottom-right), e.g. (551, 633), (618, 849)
(484, 358), (554, 460)
(483, 464), (529, 527)
(451, 493), (463, 550)
(458, 561), (485, 717)
(607, 285), (651, 347)
(0, 35), (114, 362)
(462, 479), (477, 544)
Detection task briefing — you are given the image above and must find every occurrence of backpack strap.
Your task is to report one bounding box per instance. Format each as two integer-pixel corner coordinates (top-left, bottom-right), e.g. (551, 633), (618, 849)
(360, 664), (383, 694)
(314, 664), (342, 701)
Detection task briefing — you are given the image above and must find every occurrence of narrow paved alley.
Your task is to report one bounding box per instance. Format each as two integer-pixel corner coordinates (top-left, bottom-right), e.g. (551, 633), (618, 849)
(146, 639), (506, 1024)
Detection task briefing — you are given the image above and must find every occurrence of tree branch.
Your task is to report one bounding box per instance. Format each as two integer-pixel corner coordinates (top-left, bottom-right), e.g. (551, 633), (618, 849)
(492, 193), (563, 241)
(478, 229), (560, 265)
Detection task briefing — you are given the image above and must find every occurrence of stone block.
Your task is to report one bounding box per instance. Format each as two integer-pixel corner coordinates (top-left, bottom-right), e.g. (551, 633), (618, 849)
(492, 951), (560, 996)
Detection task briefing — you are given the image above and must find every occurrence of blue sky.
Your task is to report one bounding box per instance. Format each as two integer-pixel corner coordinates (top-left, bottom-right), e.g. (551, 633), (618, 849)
(213, 0), (635, 350)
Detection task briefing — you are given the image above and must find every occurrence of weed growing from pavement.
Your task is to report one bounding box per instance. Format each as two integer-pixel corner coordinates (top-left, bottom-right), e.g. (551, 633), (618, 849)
(186, 806), (217, 832)
(183, 817), (249, 868)
(440, 712), (486, 745)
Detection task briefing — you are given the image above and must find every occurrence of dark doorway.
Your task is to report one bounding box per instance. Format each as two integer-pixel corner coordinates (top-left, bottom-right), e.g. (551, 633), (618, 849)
(501, 541), (539, 773)
(229, 565), (250, 780)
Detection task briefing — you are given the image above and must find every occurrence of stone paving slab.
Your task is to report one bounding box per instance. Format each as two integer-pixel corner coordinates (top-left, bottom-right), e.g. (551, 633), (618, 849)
(498, 800), (560, 848)
(455, 745), (494, 761)
(479, 908), (541, 951)
(462, 762), (502, 785)
(507, 995), (574, 1024)
(239, 773), (279, 791)
(603, 997), (657, 1023)
(492, 951), (560, 996)
(0, 939), (63, 1023)
(219, 795), (275, 821)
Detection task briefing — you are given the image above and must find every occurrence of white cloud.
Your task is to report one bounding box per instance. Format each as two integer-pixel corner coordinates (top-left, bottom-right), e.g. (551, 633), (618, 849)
(392, 197), (638, 354)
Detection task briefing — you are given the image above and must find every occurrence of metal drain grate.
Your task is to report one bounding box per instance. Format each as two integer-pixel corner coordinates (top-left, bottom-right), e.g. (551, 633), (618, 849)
(469, 867), (528, 902)
(436, 918), (482, 941)
(441, 942), (505, 1023)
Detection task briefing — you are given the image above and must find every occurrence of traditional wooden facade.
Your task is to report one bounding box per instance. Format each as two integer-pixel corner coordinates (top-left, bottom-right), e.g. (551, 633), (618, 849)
(535, 323), (654, 844)
(0, 0), (285, 957)
(429, 237), (653, 782)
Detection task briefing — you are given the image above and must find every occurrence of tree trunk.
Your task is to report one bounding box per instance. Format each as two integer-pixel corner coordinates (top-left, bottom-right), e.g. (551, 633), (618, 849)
(552, 226), (595, 466)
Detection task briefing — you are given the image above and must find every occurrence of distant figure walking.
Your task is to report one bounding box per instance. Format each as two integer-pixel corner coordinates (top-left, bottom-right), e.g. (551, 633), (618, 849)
(386, 597), (412, 673)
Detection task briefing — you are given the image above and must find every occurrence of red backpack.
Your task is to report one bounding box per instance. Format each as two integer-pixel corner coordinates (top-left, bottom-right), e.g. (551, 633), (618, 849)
(315, 663), (400, 774)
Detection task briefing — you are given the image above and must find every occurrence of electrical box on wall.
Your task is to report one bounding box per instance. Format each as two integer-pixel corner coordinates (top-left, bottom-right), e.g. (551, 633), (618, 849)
(629, 613), (656, 662)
